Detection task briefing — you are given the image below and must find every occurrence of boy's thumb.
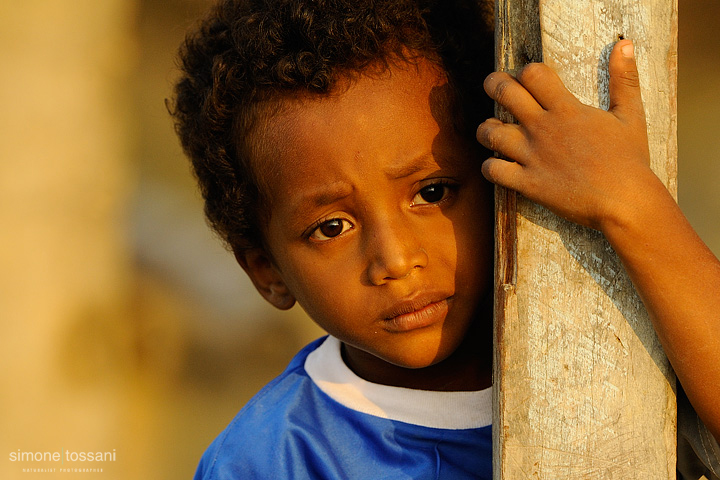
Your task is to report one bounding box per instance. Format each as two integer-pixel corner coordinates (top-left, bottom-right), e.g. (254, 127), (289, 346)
(608, 39), (645, 120)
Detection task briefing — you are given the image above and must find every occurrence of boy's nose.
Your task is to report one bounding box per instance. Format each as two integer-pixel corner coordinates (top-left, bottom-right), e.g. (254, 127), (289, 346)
(366, 220), (428, 286)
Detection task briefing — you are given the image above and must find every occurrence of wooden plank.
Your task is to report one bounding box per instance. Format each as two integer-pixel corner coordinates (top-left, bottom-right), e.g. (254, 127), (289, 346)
(492, 0), (678, 478)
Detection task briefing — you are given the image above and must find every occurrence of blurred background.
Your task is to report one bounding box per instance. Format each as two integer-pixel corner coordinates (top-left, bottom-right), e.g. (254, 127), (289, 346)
(0, 1), (717, 478)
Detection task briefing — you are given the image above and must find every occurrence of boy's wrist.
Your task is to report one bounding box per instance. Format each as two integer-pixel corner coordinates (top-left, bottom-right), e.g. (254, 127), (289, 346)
(597, 169), (676, 248)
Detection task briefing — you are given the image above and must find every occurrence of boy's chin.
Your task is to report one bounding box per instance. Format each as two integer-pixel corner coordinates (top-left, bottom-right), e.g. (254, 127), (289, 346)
(373, 338), (466, 372)
(382, 355), (446, 371)
(379, 333), (455, 366)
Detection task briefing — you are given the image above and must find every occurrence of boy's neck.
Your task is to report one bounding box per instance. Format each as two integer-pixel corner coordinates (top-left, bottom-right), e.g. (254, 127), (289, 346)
(340, 316), (493, 392)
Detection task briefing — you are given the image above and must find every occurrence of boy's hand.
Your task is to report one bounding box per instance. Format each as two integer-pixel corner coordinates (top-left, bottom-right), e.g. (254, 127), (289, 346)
(478, 39), (720, 443)
(476, 39), (661, 233)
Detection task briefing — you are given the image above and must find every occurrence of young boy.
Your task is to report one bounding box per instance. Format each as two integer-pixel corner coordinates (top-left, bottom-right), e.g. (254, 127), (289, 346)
(171, 0), (720, 478)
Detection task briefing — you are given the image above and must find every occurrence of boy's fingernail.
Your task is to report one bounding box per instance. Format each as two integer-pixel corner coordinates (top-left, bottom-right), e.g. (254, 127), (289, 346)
(621, 42), (634, 58)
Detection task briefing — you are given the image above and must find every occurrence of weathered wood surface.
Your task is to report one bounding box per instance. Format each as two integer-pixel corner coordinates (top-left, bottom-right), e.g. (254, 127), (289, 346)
(492, 0), (678, 478)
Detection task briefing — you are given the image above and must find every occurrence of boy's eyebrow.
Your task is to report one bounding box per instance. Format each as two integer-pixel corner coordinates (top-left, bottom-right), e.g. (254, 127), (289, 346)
(289, 154), (445, 221)
(383, 154), (436, 180)
(293, 183), (353, 212)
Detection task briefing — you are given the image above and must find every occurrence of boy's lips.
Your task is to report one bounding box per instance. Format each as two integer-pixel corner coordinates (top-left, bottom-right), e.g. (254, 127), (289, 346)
(380, 295), (452, 333)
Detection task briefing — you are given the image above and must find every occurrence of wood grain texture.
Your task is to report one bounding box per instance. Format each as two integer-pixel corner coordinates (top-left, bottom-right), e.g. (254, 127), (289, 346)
(492, 0), (678, 478)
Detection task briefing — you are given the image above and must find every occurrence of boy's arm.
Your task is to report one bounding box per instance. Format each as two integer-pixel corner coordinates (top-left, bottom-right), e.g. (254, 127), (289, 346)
(476, 39), (720, 442)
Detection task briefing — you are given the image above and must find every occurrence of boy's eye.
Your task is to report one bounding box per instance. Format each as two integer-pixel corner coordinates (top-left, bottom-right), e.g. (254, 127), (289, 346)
(413, 182), (455, 205)
(310, 218), (353, 241)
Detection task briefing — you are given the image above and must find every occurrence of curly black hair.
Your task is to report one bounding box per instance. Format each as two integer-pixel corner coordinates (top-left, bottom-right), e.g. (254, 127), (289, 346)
(171, 0), (494, 254)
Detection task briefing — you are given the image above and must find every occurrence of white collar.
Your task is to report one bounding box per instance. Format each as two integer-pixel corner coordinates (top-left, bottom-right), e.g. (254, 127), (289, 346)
(305, 336), (492, 430)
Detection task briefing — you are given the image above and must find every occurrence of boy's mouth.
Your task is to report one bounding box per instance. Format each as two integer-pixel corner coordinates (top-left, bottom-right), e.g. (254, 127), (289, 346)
(381, 295), (452, 333)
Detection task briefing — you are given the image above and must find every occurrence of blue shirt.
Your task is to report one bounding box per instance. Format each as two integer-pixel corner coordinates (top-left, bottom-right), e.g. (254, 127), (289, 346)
(194, 336), (492, 479)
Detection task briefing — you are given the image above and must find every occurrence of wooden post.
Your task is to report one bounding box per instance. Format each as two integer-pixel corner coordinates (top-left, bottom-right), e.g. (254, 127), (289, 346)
(492, 0), (678, 478)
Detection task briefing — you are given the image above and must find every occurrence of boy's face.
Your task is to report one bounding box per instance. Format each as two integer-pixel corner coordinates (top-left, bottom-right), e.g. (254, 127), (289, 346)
(243, 58), (493, 378)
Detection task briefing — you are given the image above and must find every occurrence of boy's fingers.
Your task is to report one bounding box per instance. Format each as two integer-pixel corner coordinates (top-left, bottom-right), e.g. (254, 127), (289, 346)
(516, 63), (577, 111)
(483, 72), (543, 124)
(481, 157), (525, 192)
(608, 39), (645, 121)
(476, 119), (531, 163)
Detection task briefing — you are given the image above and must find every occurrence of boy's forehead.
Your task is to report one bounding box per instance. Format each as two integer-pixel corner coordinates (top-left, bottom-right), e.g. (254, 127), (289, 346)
(248, 57), (456, 180)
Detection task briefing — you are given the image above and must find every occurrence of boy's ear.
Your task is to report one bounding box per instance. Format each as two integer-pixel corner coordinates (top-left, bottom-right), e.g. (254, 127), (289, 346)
(235, 248), (296, 310)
